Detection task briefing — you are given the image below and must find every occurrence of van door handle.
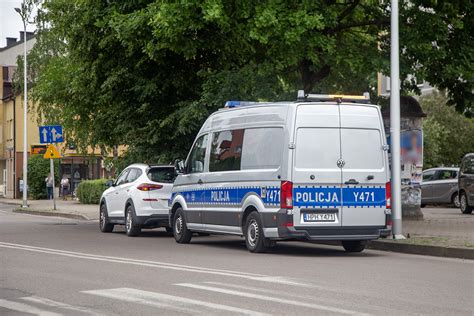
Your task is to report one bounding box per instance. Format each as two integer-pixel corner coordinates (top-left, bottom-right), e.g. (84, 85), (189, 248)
(367, 175), (374, 180)
(344, 179), (359, 185)
(197, 179), (203, 184)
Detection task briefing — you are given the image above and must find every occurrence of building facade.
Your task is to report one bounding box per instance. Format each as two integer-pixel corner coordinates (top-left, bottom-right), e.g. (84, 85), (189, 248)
(0, 32), (110, 198)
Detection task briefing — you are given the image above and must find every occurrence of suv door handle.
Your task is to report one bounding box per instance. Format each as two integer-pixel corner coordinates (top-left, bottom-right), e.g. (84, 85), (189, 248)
(197, 179), (203, 184)
(344, 179), (359, 185)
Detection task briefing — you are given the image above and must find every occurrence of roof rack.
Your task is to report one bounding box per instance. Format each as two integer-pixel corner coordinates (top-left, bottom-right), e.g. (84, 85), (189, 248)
(297, 90), (371, 104)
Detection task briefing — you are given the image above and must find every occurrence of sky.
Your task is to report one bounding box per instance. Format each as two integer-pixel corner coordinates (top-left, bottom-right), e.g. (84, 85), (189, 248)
(0, 0), (36, 48)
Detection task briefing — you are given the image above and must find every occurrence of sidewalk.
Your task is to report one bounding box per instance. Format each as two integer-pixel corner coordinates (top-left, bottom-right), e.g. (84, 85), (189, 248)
(369, 207), (474, 259)
(0, 198), (98, 220)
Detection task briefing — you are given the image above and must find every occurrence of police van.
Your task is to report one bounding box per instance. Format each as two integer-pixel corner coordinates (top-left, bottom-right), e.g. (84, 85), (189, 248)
(170, 91), (392, 253)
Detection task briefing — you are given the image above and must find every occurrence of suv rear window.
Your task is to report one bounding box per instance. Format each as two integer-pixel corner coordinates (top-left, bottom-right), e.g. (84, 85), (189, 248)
(147, 167), (176, 183)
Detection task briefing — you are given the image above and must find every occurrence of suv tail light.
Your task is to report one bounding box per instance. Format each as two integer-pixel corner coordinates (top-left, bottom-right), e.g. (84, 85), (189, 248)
(386, 181), (391, 209)
(281, 181), (293, 209)
(137, 183), (163, 191)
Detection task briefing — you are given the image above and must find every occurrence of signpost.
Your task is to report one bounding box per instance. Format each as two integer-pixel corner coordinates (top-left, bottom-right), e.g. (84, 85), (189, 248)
(40, 126), (63, 210)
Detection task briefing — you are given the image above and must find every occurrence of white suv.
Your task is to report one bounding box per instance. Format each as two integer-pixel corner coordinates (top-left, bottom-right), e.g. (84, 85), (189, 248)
(99, 164), (176, 236)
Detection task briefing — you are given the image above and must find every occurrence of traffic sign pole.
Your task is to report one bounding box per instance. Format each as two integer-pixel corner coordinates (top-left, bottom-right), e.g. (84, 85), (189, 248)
(50, 157), (56, 211)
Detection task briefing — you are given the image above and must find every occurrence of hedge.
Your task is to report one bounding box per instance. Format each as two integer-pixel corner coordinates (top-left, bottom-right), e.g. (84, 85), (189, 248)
(76, 179), (109, 204)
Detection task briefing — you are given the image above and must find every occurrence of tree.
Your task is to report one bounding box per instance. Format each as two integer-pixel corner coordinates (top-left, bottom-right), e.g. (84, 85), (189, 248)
(22, 0), (474, 163)
(421, 92), (474, 169)
(27, 155), (60, 199)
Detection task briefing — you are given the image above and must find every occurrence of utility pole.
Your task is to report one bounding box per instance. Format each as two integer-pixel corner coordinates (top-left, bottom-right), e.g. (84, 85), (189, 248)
(15, 2), (29, 208)
(390, 0), (405, 239)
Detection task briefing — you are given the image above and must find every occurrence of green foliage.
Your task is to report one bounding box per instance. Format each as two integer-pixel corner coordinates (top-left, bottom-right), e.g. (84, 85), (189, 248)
(27, 155), (60, 199)
(76, 179), (109, 204)
(21, 0), (474, 164)
(421, 92), (474, 169)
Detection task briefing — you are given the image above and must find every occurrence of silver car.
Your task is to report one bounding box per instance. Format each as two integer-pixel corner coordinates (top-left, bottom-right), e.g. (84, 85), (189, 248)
(421, 167), (460, 207)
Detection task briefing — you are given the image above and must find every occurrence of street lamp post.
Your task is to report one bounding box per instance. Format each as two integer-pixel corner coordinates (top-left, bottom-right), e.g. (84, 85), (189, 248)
(390, 0), (405, 239)
(15, 4), (29, 208)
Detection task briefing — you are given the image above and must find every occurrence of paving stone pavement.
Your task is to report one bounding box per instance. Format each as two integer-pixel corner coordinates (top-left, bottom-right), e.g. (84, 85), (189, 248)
(402, 207), (474, 248)
(0, 198), (98, 220)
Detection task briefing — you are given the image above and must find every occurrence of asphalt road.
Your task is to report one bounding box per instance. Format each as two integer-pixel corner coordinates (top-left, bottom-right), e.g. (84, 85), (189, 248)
(0, 203), (473, 315)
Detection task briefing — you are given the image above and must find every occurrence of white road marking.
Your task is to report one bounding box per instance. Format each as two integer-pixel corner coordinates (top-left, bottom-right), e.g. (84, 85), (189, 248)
(176, 283), (368, 315)
(83, 287), (268, 316)
(0, 210), (8, 214)
(22, 296), (103, 315)
(0, 242), (317, 287)
(0, 298), (61, 316)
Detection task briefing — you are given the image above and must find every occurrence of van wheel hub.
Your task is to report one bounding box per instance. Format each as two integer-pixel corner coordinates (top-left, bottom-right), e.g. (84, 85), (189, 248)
(175, 215), (183, 234)
(247, 219), (259, 247)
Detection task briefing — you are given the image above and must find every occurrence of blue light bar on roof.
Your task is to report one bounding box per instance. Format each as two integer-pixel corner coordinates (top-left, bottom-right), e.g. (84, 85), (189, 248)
(224, 101), (260, 108)
(225, 101), (241, 108)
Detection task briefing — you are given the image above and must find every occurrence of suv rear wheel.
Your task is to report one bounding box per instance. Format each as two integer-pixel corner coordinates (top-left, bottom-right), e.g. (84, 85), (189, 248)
(125, 204), (141, 237)
(342, 240), (367, 253)
(460, 192), (473, 214)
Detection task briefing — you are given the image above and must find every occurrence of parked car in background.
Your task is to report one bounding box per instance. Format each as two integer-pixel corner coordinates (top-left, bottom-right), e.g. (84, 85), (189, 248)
(421, 167), (459, 208)
(99, 164), (176, 236)
(459, 153), (474, 214)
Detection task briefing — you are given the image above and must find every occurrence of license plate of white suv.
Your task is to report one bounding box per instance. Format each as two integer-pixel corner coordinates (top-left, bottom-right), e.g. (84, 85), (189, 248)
(303, 213), (336, 222)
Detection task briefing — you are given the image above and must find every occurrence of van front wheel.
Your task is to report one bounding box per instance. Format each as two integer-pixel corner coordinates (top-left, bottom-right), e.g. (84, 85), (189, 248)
(173, 208), (192, 244)
(244, 212), (269, 253)
(342, 240), (367, 253)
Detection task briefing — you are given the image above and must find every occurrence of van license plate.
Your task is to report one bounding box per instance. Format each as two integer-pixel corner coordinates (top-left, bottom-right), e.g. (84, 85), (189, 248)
(303, 213), (336, 222)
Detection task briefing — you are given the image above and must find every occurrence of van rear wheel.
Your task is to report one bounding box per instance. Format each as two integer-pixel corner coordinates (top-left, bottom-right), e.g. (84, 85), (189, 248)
(244, 212), (269, 253)
(342, 240), (367, 253)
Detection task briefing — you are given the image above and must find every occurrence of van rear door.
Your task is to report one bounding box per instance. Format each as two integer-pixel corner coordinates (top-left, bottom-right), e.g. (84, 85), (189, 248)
(293, 104), (342, 227)
(339, 104), (387, 226)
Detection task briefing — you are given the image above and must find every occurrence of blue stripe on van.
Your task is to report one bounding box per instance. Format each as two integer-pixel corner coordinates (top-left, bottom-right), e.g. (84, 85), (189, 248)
(170, 186), (385, 208)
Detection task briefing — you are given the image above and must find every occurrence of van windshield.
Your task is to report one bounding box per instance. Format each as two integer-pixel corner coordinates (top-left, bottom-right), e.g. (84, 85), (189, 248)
(147, 167), (176, 183)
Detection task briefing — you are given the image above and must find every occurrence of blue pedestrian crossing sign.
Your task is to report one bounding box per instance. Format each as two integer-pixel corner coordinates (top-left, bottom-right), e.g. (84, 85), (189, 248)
(39, 125), (63, 144)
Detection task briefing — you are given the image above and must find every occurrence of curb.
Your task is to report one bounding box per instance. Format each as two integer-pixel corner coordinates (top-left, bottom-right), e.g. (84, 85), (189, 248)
(368, 240), (474, 260)
(13, 208), (90, 221)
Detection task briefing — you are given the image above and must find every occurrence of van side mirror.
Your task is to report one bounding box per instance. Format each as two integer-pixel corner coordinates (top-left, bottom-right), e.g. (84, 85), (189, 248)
(105, 179), (114, 187)
(175, 159), (186, 174)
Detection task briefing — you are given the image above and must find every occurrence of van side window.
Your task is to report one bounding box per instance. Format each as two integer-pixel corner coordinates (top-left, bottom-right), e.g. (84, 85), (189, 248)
(209, 129), (244, 172)
(241, 128), (283, 170)
(186, 134), (209, 173)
